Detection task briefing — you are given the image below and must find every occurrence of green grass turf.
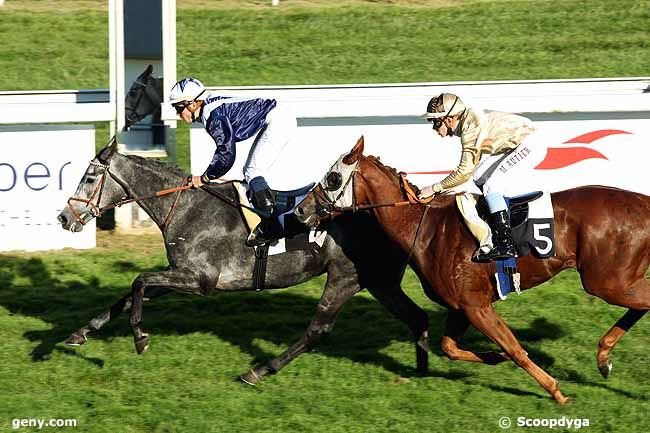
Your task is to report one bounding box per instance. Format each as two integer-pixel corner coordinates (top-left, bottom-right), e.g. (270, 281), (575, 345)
(0, 232), (649, 432)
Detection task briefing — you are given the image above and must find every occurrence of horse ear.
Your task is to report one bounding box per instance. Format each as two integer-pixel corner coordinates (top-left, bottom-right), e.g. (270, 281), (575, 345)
(343, 136), (364, 164)
(145, 64), (153, 76)
(97, 136), (118, 164)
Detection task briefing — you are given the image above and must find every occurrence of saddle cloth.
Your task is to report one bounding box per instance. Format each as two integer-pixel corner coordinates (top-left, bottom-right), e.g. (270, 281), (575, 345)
(233, 182), (327, 256)
(456, 191), (556, 259)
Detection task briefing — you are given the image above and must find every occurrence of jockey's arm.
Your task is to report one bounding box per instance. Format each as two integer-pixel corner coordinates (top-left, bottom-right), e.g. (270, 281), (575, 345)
(431, 150), (477, 192)
(429, 118), (484, 193)
(203, 115), (236, 180)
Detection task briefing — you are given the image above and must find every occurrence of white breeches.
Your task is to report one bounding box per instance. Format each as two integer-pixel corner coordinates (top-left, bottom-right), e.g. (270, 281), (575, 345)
(243, 104), (297, 186)
(472, 133), (547, 197)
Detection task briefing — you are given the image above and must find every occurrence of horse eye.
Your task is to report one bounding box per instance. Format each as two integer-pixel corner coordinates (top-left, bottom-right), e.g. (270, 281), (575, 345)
(85, 176), (96, 184)
(325, 172), (343, 191)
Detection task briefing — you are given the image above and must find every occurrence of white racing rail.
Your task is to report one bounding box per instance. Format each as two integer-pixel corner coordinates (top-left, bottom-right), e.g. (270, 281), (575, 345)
(2, 77), (649, 125)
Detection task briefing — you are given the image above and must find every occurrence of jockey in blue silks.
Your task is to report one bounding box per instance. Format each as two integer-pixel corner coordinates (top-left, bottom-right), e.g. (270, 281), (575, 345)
(169, 77), (297, 247)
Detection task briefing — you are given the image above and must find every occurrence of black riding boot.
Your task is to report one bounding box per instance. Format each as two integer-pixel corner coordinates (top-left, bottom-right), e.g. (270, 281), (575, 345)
(475, 210), (517, 262)
(246, 177), (280, 247)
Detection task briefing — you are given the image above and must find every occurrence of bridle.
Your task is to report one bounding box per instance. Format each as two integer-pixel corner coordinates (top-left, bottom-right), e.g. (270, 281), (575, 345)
(66, 155), (191, 231)
(125, 77), (160, 128)
(310, 162), (360, 217)
(309, 161), (435, 277)
(66, 160), (112, 225)
(311, 165), (434, 220)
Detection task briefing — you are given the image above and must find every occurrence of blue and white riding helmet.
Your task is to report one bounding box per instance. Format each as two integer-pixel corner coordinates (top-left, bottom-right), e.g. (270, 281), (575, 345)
(169, 77), (207, 104)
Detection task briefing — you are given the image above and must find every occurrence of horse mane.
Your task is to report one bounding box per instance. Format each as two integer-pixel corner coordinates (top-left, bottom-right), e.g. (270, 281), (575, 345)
(126, 154), (189, 179)
(123, 153), (239, 199)
(364, 154), (421, 195)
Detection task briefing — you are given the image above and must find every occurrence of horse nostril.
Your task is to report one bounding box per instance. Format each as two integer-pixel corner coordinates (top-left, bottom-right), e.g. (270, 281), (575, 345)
(58, 214), (67, 225)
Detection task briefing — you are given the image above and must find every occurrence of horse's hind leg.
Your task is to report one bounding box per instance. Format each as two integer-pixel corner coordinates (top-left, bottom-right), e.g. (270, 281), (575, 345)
(366, 284), (430, 373)
(241, 270), (361, 385)
(463, 305), (570, 404)
(582, 272), (650, 378)
(65, 287), (171, 346)
(598, 308), (646, 378)
(129, 268), (202, 354)
(441, 308), (509, 365)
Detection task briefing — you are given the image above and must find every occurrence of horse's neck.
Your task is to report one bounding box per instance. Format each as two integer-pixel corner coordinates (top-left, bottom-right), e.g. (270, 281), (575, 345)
(364, 166), (450, 251)
(112, 153), (186, 228)
(149, 78), (163, 102)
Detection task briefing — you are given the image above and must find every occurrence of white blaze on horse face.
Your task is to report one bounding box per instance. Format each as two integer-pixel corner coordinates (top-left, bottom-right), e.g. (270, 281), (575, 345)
(320, 155), (358, 209)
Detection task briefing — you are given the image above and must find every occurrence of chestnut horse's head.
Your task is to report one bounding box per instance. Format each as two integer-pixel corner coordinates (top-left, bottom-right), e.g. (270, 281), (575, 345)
(295, 136), (365, 227)
(296, 135), (413, 228)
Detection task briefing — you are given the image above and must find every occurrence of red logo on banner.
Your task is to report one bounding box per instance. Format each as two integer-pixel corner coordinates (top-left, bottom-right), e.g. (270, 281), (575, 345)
(534, 129), (632, 170)
(407, 129), (633, 175)
(534, 147), (608, 170)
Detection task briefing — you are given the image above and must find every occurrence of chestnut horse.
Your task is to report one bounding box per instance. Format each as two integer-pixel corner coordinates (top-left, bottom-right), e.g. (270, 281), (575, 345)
(295, 137), (650, 404)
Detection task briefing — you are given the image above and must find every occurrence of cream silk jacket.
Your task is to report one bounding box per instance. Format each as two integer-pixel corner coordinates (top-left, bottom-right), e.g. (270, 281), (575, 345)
(433, 109), (536, 191)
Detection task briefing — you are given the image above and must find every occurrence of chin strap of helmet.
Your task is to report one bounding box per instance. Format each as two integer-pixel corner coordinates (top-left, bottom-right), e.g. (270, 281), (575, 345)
(189, 89), (206, 122)
(443, 96), (467, 136)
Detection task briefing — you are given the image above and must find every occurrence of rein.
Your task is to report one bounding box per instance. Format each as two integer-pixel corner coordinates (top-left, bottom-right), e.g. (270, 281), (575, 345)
(199, 183), (278, 217)
(316, 172), (434, 218)
(313, 169), (432, 277)
(66, 160), (192, 231)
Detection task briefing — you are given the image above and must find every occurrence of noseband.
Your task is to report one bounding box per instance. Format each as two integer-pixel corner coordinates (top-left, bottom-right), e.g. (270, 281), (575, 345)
(66, 158), (191, 230)
(66, 161), (112, 225)
(313, 169), (433, 221)
(311, 164), (360, 217)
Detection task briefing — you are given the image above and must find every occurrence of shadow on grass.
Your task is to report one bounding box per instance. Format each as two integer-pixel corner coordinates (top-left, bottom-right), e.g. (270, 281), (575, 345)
(0, 254), (597, 400)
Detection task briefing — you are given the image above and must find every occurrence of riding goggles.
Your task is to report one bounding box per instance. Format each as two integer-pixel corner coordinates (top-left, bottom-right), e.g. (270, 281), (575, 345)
(428, 118), (444, 130)
(172, 89), (206, 116)
(173, 102), (189, 115)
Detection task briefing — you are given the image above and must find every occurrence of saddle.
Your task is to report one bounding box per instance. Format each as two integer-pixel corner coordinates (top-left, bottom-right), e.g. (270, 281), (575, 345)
(457, 191), (555, 300)
(457, 191), (555, 259)
(232, 182), (315, 235)
(202, 181), (324, 291)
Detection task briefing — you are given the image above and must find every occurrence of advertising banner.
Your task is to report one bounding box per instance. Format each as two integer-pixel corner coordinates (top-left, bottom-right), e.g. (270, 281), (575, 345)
(190, 119), (650, 196)
(0, 125), (95, 252)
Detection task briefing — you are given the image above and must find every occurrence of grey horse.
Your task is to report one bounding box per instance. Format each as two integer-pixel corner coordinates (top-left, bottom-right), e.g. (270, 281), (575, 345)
(57, 140), (430, 383)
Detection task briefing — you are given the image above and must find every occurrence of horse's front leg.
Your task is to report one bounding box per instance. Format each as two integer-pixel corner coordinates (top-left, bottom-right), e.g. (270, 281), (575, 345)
(463, 305), (570, 404)
(241, 268), (361, 385)
(65, 287), (171, 346)
(129, 268), (203, 354)
(366, 284), (430, 373)
(440, 308), (509, 365)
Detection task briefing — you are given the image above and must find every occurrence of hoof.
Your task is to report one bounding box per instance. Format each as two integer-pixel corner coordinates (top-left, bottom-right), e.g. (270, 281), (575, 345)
(417, 333), (430, 352)
(598, 359), (612, 379)
(553, 385), (572, 405)
(65, 332), (87, 347)
(240, 369), (262, 385)
(135, 335), (149, 355)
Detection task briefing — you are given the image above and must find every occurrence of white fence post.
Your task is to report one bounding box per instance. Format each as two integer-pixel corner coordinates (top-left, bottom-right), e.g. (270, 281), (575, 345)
(272, 0), (279, 6)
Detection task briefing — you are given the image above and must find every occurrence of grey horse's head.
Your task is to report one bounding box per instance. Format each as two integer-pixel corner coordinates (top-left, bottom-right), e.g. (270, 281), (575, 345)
(58, 139), (127, 232)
